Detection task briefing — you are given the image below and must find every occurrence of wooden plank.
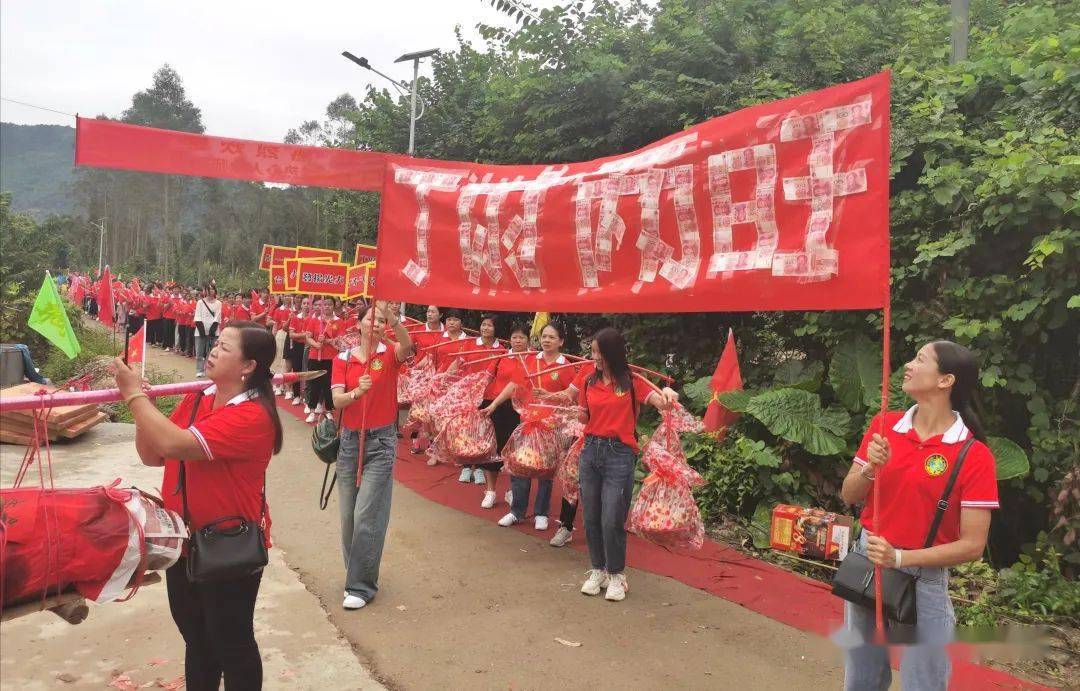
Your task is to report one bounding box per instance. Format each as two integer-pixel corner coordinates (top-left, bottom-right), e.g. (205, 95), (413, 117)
(1, 573), (162, 624)
(0, 426), (39, 446)
(1, 384), (99, 426)
(58, 412), (108, 439)
(0, 404), (99, 435)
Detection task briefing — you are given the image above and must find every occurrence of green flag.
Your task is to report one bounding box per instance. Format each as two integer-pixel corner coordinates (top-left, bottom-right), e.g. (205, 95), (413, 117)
(28, 271), (81, 359)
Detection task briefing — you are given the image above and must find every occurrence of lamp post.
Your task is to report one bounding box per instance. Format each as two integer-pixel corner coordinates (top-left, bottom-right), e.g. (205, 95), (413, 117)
(341, 48), (438, 156)
(950, 0), (969, 64)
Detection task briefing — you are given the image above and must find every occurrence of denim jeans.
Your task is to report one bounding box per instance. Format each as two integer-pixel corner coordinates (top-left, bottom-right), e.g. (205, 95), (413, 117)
(336, 423), (397, 601)
(510, 475), (552, 519)
(194, 335), (216, 376)
(578, 435), (636, 575)
(13, 344), (47, 384)
(840, 531), (955, 690)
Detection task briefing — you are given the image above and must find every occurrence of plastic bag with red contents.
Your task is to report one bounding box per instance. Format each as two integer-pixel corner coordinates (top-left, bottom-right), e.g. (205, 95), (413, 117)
(629, 406), (706, 550)
(556, 435), (584, 504)
(404, 368), (453, 431)
(428, 371), (496, 464)
(399, 355), (435, 407)
(503, 405), (562, 479)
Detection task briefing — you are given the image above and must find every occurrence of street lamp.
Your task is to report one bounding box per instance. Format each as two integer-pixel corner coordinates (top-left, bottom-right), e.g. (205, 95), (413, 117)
(341, 48), (438, 156)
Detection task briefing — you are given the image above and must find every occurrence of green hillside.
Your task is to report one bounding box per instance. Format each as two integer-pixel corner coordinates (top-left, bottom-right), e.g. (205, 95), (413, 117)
(0, 122), (76, 219)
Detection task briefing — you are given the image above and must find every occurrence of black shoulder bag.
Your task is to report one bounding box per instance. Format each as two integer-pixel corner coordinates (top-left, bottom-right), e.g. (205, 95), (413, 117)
(179, 392), (269, 583)
(831, 437), (975, 626)
(311, 357), (349, 509)
(195, 299), (219, 339)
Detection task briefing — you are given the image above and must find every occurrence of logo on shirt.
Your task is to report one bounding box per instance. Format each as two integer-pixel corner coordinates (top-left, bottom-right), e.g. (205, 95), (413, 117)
(614, 388), (627, 397)
(370, 358), (384, 372)
(924, 454), (948, 477)
(550, 372), (560, 381)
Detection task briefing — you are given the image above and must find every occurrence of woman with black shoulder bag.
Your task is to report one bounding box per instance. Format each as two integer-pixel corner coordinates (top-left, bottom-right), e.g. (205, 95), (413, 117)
(114, 320), (283, 691)
(194, 285), (222, 378)
(836, 341), (999, 690)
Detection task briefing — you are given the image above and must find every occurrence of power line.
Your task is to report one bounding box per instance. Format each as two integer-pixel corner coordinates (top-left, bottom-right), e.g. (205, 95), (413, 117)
(0, 97), (76, 118)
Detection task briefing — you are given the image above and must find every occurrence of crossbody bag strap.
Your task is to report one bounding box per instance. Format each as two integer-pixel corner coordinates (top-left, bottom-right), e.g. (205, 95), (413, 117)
(177, 391), (207, 523)
(922, 437), (977, 549)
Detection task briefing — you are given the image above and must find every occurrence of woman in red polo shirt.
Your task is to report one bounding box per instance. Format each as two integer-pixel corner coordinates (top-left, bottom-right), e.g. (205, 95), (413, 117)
(839, 341), (998, 690)
(330, 302), (413, 610)
(305, 297), (342, 423)
(114, 320), (283, 691)
(285, 297), (312, 405)
(575, 327), (677, 602)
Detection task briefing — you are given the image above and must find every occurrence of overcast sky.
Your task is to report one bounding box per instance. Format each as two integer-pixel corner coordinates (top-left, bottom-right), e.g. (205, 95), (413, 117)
(0, 0), (556, 142)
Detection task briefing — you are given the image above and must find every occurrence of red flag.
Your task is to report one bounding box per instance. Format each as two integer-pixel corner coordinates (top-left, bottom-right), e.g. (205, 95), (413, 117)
(126, 321), (146, 366)
(703, 329), (743, 436)
(97, 266), (115, 327)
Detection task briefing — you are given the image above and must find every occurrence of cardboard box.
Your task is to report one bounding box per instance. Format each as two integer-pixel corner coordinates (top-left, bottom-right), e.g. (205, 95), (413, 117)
(770, 504), (854, 561)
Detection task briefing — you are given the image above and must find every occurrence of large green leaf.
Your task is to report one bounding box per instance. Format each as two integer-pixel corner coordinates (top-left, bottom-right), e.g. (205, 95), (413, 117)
(744, 388), (848, 456)
(717, 389), (753, 413)
(750, 502), (773, 549)
(829, 335), (882, 412)
(682, 375), (714, 415)
(773, 359), (824, 392)
(987, 436), (1030, 481)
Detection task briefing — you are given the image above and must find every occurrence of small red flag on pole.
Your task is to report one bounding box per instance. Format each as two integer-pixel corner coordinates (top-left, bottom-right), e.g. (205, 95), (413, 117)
(703, 328), (743, 438)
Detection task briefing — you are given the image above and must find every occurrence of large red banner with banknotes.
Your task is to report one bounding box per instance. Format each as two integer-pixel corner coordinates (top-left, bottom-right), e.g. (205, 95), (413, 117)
(374, 72), (890, 313)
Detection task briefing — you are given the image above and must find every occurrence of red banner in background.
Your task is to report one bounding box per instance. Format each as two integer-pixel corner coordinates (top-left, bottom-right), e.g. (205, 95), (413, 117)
(259, 244), (297, 271)
(296, 246), (342, 263)
(269, 265), (289, 294)
(75, 117), (385, 191)
(354, 243), (378, 266)
(284, 258), (301, 292)
(375, 72), (890, 313)
(296, 260), (349, 296)
(346, 264), (367, 299)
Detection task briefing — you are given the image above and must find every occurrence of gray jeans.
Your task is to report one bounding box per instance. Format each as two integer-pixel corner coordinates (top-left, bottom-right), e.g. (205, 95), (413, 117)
(336, 423), (397, 601)
(194, 334), (216, 375)
(840, 531), (955, 690)
(578, 435), (636, 575)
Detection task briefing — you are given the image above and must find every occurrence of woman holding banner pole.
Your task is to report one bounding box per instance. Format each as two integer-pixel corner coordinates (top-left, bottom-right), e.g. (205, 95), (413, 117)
(838, 341), (998, 690)
(331, 302), (413, 610)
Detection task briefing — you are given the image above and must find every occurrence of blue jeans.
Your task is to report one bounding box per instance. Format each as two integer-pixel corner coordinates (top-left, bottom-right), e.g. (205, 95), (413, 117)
(336, 423), (397, 602)
(194, 335), (216, 376)
(13, 344), (46, 384)
(578, 435), (636, 575)
(510, 475), (552, 519)
(840, 531), (955, 690)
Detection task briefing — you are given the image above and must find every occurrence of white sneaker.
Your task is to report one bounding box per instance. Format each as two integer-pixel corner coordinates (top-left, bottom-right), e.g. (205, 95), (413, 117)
(290, 395), (300, 405)
(472, 468), (486, 484)
(314, 404), (325, 414)
(605, 573), (628, 602)
(497, 512), (519, 527)
(550, 526), (573, 547)
(458, 467), (473, 483)
(325, 412), (334, 420)
(581, 569), (609, 596)
(504, 490), (513, 505)
(343, 594), (367, 610)
(304, 404), (312, 414)
(534, 516), (549, 531)
(273, 386), (282, 396)
(305, 412), (316, 423)
(481, 491), (496, 509)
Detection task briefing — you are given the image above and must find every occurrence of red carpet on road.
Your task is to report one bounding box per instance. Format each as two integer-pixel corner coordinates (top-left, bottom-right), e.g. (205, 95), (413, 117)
(275, 398), (1043, 691)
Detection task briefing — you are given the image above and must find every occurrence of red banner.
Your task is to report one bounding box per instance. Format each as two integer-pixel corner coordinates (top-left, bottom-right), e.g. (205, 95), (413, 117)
(346, 264), (368, 299)
(354, 243), (378, 267)
(269, 265), (289, 294)
(259, 244), (297, 271)
(296, 246), (342, 263)
(75, 117), (384, 191)
(296, 260), (349, 296)
(284, 258), (301, 292)
(374, 72), (890, 313)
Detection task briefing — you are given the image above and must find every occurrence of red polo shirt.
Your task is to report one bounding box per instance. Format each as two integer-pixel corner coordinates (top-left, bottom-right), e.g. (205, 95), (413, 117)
(288, 312), (309, 342)
(434, 331), (471, 372)
(331, 344), (402, 430)
(577, 370), (652, 451)
(853, 408), (999, 550)
(525, 352), (578, 394)
(161, 387), (275, 547)
(306, 315), (342, 360)
(272, 306), (292, 331)
(250, 299), (270, 325)
(146, 297), (163, 321)
(233, 304), (251, 323)
(484, 351), (529, 401)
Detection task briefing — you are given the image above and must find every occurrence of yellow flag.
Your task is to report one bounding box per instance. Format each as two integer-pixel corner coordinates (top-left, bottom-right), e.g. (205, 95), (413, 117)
(28, 271), (81, 359)
(530, 312), (550, 340)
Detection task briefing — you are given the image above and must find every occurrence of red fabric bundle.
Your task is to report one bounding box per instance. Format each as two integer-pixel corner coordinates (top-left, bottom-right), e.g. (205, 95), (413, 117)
(0, 483), (186, 607)
(429, 372), (496, 465)
(557, 436), (584, 505)
(629, 407), (706, 550)
(503, 405), (562, 479)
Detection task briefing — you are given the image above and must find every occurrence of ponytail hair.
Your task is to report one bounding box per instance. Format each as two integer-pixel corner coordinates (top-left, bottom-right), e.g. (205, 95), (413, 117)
(229, 321), (284, 454)
(930, 340), (987, 442)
